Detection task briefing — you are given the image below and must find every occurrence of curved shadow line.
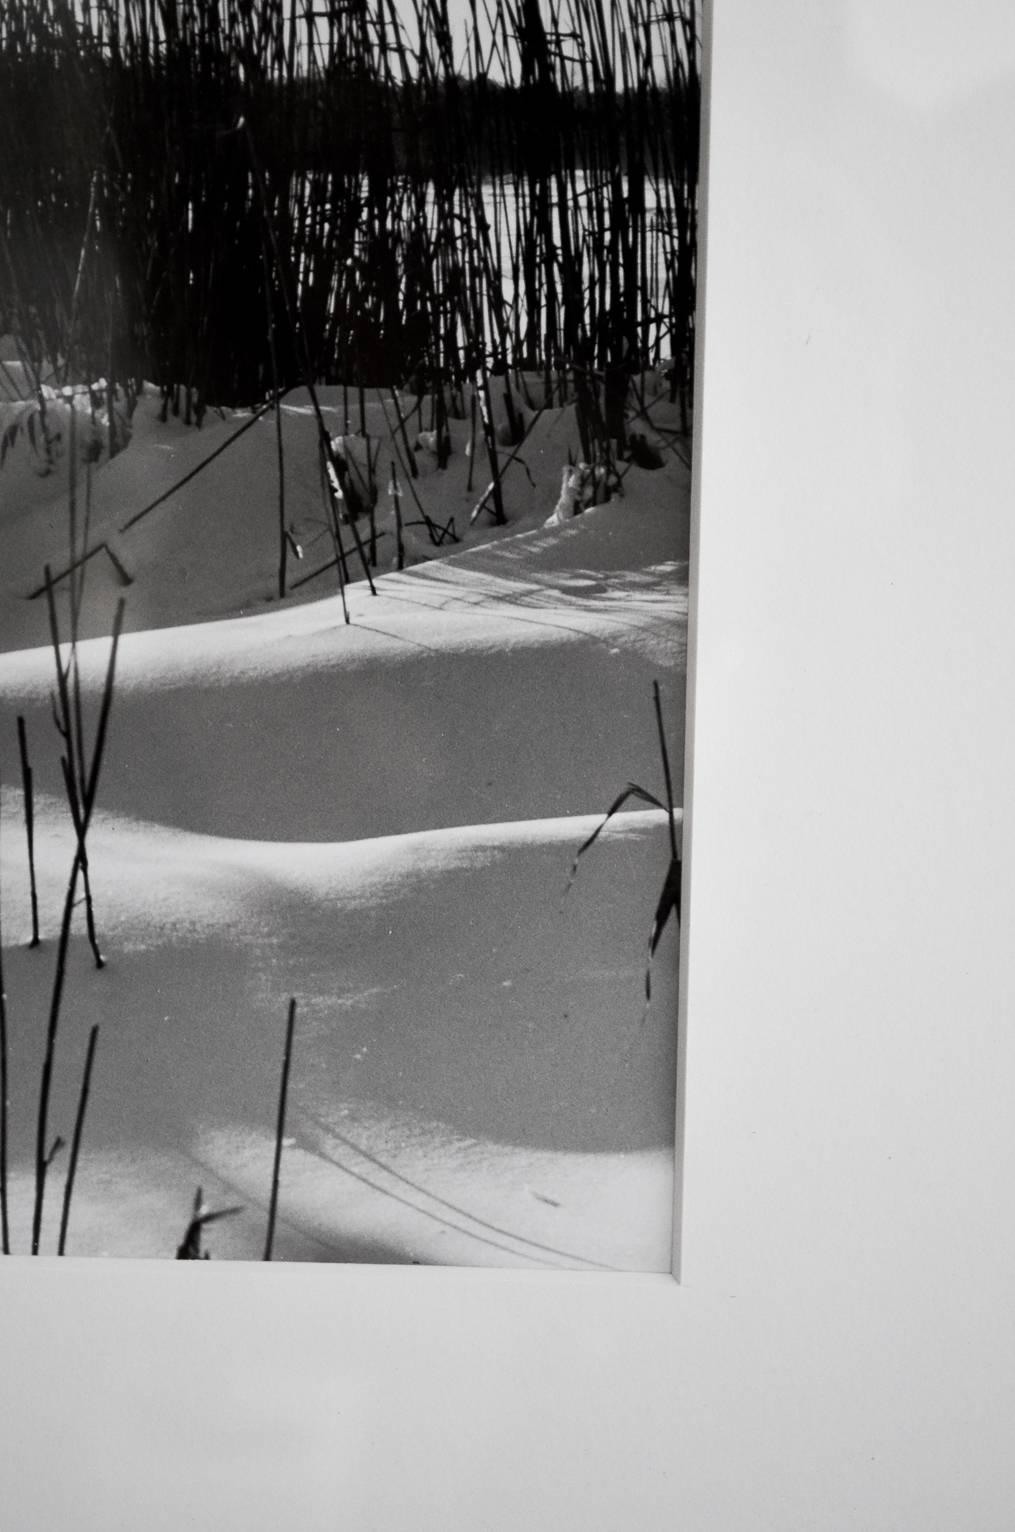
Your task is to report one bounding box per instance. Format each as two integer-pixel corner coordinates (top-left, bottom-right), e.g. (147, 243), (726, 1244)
(350, 622), (444, 656)
(302, 1108), (613, 1270)
(305, 1133), (581, 1267)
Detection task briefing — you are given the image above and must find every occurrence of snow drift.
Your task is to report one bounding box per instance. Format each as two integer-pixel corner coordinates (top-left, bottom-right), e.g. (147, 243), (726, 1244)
(0, 376), (688, 1268)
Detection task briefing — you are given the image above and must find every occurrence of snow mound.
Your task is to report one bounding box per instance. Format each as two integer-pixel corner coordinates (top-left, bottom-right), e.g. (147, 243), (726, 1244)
(0, 369), (688, 1268)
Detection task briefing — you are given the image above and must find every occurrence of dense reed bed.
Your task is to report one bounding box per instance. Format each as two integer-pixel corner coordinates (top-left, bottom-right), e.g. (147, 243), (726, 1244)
(0, 0), (699, 427)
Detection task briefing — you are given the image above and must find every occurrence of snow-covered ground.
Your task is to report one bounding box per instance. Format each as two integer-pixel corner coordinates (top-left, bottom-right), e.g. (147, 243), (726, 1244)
(0, 372), (689, 1267)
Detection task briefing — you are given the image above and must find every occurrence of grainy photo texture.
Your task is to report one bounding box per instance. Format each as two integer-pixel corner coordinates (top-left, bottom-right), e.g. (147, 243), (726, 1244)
(0, 0), (699, 1266)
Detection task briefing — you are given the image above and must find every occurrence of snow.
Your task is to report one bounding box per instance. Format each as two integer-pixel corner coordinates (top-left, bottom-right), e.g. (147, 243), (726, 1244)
(0, 372), (689, 1267)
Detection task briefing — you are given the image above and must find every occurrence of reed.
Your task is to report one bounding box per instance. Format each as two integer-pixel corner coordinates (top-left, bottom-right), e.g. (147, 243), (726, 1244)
(31, 581), (124, 1254)
(0, 0), (699, 433)
(263, 996), (296, 1262)
(16, 716), (40, 947)
(56, 1022), (99, 1256)
(175, 1187), (243, 1261)
(565, 680), (681, 1015)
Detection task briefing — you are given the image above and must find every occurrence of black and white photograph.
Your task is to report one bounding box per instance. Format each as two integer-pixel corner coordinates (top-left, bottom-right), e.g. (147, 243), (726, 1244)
(3, 1), (1015, 1526)
(0, 0), (699, 1266)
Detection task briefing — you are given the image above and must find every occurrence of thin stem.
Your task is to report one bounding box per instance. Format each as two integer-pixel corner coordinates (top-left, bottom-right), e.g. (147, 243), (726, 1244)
(261, 237), (288, 601)
(390, 458), (404, 570)
(653, 679), (679, 864)
(57, 1023), (99, 1256)
(32, 595), (124, 1255)
(264, 997), (296, 1261)
(118, 401), (276, 536)
(32, 852), (80, 1255)
(388, 387), (418, 479)
(319, 441), (351, 623)
(16, 715), (40, 947)
(59, 755), (104, 969)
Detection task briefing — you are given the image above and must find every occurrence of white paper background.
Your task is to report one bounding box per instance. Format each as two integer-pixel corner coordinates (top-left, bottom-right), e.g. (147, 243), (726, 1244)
(4, 2), (1015, 1525)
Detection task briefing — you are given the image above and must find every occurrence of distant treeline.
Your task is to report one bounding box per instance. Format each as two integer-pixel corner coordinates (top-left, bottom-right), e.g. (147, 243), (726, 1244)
(250, 76), (695, 178)
(0, 0), (699, 413)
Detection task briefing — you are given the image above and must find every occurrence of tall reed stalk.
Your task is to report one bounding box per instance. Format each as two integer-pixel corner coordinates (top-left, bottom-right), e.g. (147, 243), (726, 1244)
(16, 715), (40, 947)
(57, 1022), (99, 1255)
(31, 582), (124, 1254)
(264, 997), (296, 1262)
